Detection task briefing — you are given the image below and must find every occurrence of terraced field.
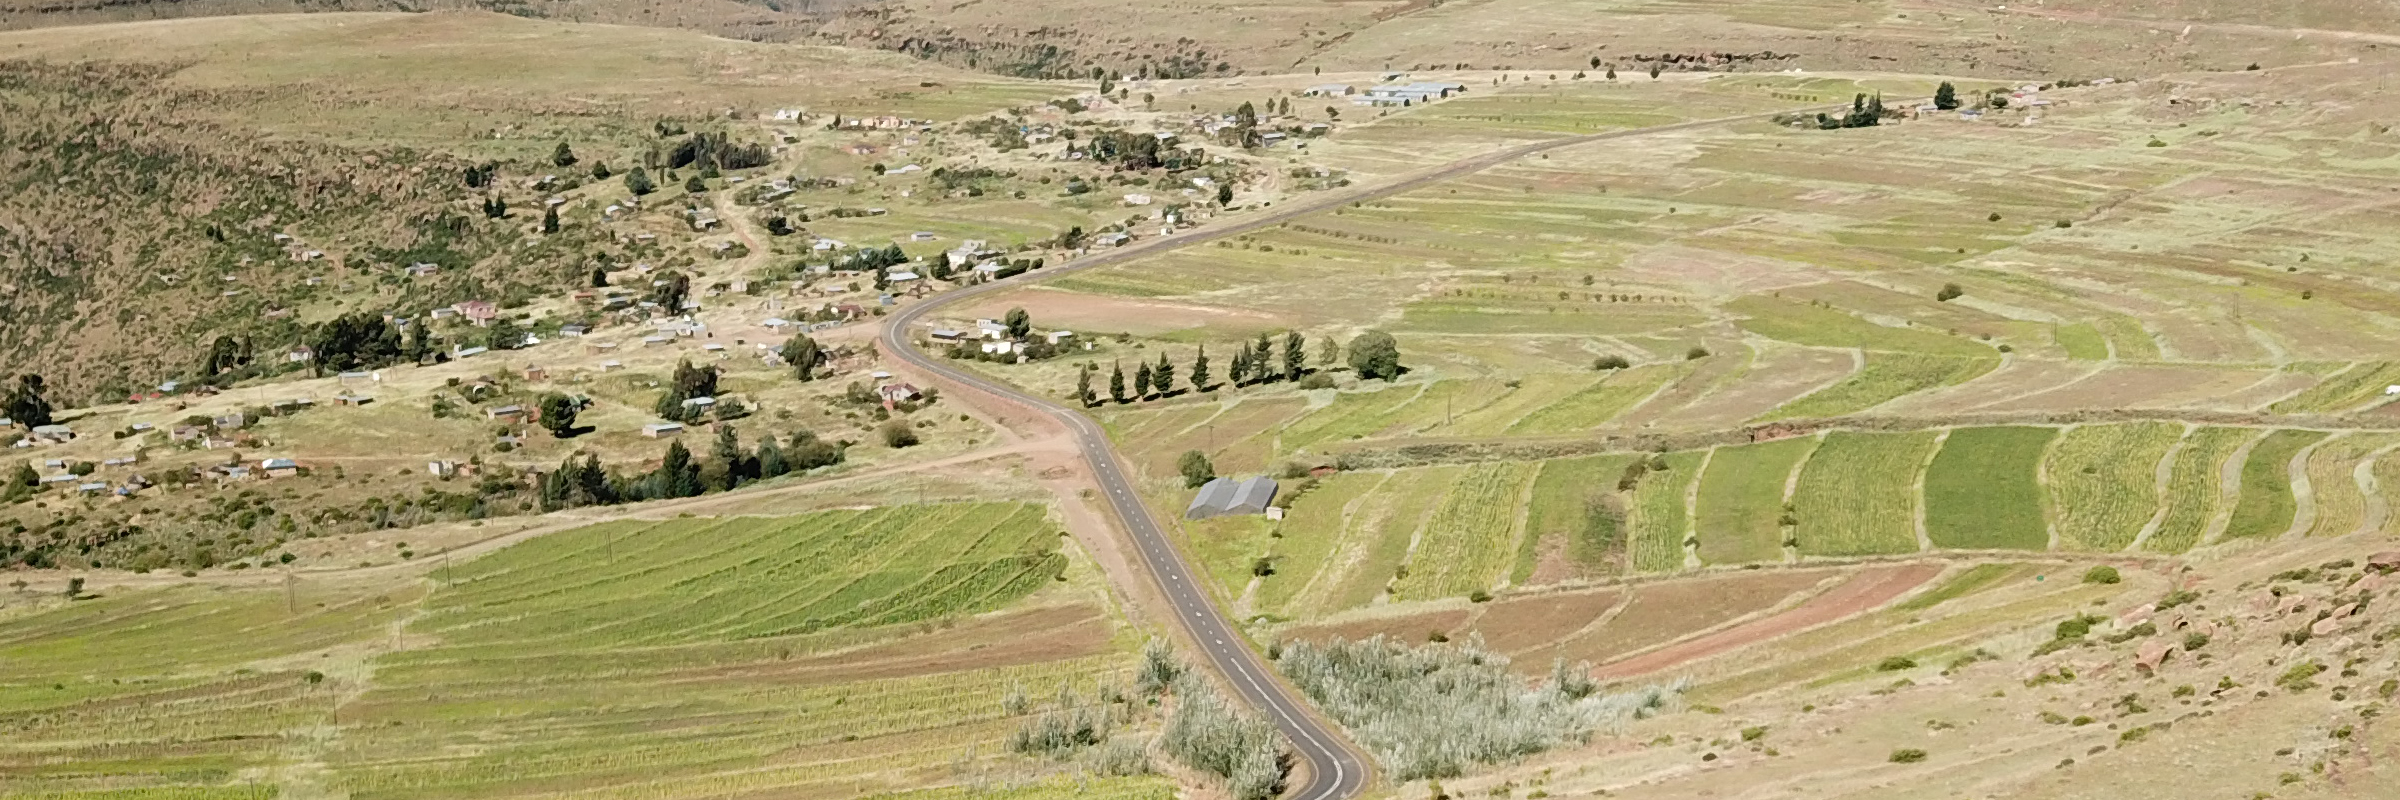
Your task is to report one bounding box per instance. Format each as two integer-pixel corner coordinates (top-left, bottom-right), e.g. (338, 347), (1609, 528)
(1758, 353), (1997, 422)
(1391, 463), (1539, 600)
(1693, 437), (1817, 565)
(2045, 422), (2183, 552)
(0, 505), (1150, 800)
(1514, 454), (1639, 583)
(418, 504), (1065, 646)
(1628, 452), (1706, 573)
(1921, 426), (2057, 551)
(1790, 431), (1940, 557)
(2221, 430), (2330, 541)
(2143, 427), (2264, 554)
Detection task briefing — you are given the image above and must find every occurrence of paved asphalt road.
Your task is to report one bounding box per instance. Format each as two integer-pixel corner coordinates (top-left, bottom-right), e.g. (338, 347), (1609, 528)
(879, 105), (1822, 800)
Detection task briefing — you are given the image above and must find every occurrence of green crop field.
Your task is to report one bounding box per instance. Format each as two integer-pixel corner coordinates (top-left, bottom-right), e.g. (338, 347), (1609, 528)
(2222, 429), (2331, 540)
(0, 582), (419, 798)
(1756, 353), (1996, 421)
(1895, 563), (2029, 612)
(1513, 455), (1639, 584)
(1507, 364), (1679, 434)
(1694, 437), (1818, 565)
(2269, 362), (2400, 414)
(1727, 295), (1997, 358)
(2143, 427), (2262, 554)
(2045, 422), (2183, 552)
(1922, 426), (2058, 551)
(1791, 431), (1939, 557)
(1278, 380), (1503, 449)
(0, 504), (1150, 800)
(1628, 452), (1706, 573)
(1391, 463), (1539, 599)
(2053, 323), (2111, 360)
(1254, 471), (1384, 615)
(417, 504), (1063, 645)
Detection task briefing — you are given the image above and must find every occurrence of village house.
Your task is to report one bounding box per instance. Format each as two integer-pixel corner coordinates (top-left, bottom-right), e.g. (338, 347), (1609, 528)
(31, 425), (73, 443)
(486, 405), (527, 423)
(642, 422), (685, 438)
(876, 383), (921, 408)
(454, 301), (500, 326)
(260, 458), (300, 478)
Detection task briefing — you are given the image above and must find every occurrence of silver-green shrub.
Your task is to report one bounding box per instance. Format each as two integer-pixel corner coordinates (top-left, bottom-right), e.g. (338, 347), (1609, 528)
(1275, 635), (1680, 780)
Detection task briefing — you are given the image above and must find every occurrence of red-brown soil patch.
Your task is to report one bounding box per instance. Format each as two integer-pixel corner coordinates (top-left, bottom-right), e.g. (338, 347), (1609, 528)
(1547, 569), (1830, 666)
(1283, 608), (1472, 646)
(1589, 562), (1942, 680)
(1474, 587), (1624, 656)
(1978, 365), (2275, 412)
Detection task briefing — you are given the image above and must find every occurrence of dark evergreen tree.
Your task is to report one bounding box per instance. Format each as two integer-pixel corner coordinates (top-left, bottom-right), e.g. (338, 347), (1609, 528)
(1110, 361), (1129, 403)
(1135, 361), (1154, 398)
(1934, 82), (1960, 111)
(552, 142), (578, 167)
(538, 393), (578, 437)
(1283, 331), (1306, 381)
(1154, 353), (1175, 396)
(5, 375), (52, 427)
(542, 205), (560, 234)
(625, 167), (656, 196)
(1005, 307), (1033, 339)
(1077, 363), (1097, 407)
(1191, 346), (1211, 391)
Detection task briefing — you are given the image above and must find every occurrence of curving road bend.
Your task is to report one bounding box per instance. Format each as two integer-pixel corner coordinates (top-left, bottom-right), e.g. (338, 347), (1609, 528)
(879, 105), (1823, 800)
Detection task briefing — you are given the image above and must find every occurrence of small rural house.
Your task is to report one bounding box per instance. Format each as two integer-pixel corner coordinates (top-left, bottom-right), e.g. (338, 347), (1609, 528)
(1184, 476), (1278, 519)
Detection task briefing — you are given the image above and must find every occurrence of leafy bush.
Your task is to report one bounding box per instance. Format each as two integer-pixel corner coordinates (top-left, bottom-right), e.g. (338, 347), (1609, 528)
(1876, 656), (1917, 672)
(1275, 635), (1678, 781)
(1889, 748), (1927, 763)
(2082, 565), (2120, 585)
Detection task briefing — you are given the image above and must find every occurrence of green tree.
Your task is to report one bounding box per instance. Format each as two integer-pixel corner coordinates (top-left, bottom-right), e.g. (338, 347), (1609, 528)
(1005, 307), (1033, 339)
(485, 317), (525, 350)
(1178, 450), (1216, 488)
(481, 195), (508, 219)
(1235, 101), (1258, 128)
(1216, 183), (1233, 206)
(1648, 62), (1662, 79)
(625, 166), (656, 196)
(1934, 81), (1960, 111)
(537, 393), (579, 438)
(1282, 331), (1306, 381)
(880, 419), (920, 448)
(1230, 341), (1253, 385)
(781, 335), (822, 381)
(711, 424), (747, 490)
(685, 175), (707, 193)
(1077, 363), (1097, 407)
(1319, 335), (1340, 367)
(1605, 64), (1616, 80)
(552, 141), (578, 167)
(1191, 346), (1211, 391)
(1154, 352), (1176, 395)
(1135, 361), (1154, 398)
(542, 205), (560, 234)
(590, 162), (612, 180)
(756, 439), (789, 479)
(656, 440), (703, 498)
(1110, 361), (1129, 404)
(1346, 330), (1401, 380)
(590, 266), (609, 287)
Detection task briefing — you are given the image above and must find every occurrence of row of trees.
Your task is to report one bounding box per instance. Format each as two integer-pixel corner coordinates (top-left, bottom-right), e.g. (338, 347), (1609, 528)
(535, 425), (844, 511)
(1071, 330), (1401, 407)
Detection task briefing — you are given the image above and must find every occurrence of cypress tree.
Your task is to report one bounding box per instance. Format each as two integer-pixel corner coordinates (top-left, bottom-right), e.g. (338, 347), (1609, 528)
(1191, 346), (1211, 391)
(1283, 331), (1306, 381)
(1154, 352), (1175, 395)
(1135, 361), (1154, 398)
(1110, 361), (1129, 403)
